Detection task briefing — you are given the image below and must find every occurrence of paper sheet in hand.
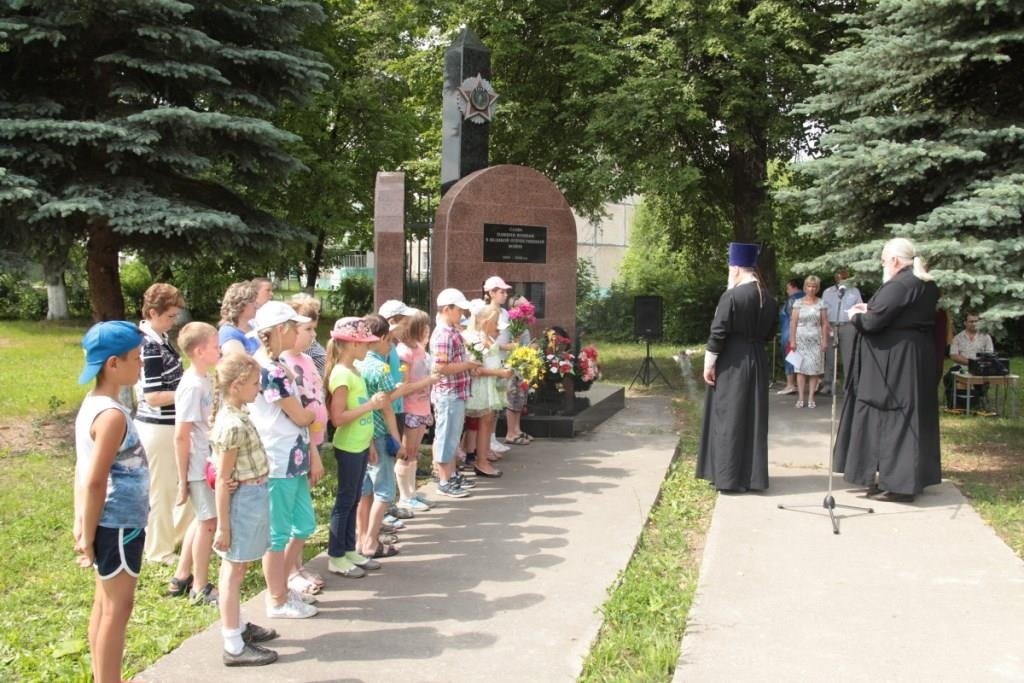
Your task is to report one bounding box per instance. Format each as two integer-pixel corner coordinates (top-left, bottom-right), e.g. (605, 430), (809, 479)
(785, 350), (803, 368)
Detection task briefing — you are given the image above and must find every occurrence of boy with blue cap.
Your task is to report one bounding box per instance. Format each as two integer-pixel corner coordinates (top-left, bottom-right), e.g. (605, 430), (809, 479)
(73, 321), (150, 683)
(697, 243), (777, 493)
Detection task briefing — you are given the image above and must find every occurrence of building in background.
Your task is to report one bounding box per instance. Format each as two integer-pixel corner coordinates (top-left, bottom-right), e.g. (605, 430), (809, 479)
(575, 196), (638, 291)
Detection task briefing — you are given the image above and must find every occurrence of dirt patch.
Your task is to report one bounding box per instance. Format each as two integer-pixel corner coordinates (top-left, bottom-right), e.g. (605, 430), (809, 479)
(0, 412), (75, 456)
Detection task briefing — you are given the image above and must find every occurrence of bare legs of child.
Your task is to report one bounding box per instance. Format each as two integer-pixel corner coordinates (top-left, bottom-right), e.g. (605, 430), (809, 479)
(473, 411), (501, 476)
(89, 570), (136, 683)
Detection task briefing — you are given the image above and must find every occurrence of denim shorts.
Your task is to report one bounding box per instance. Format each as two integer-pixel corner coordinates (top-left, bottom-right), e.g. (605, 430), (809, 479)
(431, 393), (465, 464)
(188, 480), (217, 522)
(364, 437), (397, 503)
(93, 526), (145, 580)
(218, 481), (270, 563)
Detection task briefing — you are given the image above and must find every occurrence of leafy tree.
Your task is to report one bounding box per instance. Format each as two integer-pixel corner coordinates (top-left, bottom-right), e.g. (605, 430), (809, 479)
(789, 0), (1024, 330)
(0, 0), (330, 320)
(585, 0), (856, 293)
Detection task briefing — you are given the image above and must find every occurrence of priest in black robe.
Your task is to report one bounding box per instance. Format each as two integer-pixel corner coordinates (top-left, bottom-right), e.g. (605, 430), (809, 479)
(835, 237), (941, 503)
(697, 242), (777, 492)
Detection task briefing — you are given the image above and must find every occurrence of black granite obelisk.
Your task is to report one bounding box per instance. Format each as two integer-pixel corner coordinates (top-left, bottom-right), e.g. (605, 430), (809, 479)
(441, 28), (492, 196)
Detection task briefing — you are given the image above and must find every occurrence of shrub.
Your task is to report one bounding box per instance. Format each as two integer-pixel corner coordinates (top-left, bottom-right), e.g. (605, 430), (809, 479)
(119, 259), (153, 318)
(0, 272), (46, 320)
(326, 274), (374, 317)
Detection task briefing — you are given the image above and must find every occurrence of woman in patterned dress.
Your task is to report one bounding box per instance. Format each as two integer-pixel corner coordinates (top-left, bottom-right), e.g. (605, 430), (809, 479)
(788, 275), (830, 408)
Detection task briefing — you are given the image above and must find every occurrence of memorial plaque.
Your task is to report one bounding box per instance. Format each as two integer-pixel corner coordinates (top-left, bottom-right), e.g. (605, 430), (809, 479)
(508, 282), (546, 319)
(483, 223), (547, 263)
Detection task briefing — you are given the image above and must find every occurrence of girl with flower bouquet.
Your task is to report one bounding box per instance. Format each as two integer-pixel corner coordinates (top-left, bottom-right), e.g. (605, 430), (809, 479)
(463, 302), (513, 477)
(502, 295), (538, 444)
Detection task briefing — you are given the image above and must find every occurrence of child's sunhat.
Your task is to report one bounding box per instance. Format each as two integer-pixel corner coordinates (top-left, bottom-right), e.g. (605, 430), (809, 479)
(247, 301), (311, 337)
(436, 288), (472, 310)
(78, 321), (144, 384)
(378, 299), (414, 319)
(331, 316), (380, 343)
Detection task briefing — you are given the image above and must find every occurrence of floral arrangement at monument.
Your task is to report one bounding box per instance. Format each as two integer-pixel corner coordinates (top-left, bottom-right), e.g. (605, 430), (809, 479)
(505, 344), (545, 391)
(506, 298), (536, 338)
(461, 329), (487, 362)
(543, 329), (575, 378)
(574, 345), (601, 390)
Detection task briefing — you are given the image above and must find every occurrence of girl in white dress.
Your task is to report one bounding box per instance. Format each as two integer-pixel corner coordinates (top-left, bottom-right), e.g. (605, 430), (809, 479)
(464, 304), (513, 478)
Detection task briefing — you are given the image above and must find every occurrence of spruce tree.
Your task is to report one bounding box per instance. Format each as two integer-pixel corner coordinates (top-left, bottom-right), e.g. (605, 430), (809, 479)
(0, 0), (330, 320)
(791, 0), (1024, 328)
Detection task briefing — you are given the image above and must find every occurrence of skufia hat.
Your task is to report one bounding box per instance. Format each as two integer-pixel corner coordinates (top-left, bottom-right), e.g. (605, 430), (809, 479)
(728, 242), (760, 268)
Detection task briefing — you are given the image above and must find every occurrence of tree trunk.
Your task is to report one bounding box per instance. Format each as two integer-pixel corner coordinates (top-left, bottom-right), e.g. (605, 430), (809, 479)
(728, 128), (778, 295)
(86, 221), (125, 321)
(304, 229), (326, 293)
(40, 235), (71, 320)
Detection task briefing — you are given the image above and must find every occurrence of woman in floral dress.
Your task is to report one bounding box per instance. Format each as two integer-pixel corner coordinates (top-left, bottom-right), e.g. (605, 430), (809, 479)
(788, 275), (830, 408)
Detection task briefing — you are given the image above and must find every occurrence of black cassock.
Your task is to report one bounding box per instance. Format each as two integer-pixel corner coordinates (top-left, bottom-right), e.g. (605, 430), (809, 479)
(697, 281), (776, 491)
(834, 266), (941, 495)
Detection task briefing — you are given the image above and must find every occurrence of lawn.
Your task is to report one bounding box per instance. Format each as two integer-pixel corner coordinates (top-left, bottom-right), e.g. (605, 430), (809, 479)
(1, 319), (1019, 681)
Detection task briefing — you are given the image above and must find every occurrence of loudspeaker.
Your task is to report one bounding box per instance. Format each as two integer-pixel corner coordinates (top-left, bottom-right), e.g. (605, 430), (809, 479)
(634, 296), (663, 339)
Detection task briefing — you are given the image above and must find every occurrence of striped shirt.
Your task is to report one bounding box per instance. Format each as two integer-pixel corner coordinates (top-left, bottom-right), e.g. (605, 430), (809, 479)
(134, 322), (183, 425)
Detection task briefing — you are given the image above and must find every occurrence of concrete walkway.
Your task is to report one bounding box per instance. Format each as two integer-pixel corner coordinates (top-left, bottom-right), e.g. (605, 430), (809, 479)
(675, 390), (1024, 682)
(142, 395), (677, 682)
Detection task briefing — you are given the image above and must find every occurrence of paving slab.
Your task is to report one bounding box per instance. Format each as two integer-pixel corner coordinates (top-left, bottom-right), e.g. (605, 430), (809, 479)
(142, 395), (677, 683)
(675, 391), (1024, 682)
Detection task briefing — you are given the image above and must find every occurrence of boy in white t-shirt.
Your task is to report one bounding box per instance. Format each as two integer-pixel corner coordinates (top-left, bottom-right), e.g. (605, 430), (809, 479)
(174, 322), (222, 605)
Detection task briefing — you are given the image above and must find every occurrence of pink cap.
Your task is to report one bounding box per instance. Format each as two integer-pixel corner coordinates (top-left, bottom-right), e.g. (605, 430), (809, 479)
(483, 275), (511, 291)
(331, 317), (380, 342)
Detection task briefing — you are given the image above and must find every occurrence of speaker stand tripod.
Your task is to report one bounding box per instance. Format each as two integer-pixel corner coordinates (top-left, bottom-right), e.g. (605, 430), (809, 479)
(777, 307), (872, 534)
(629, 338), (673, 389)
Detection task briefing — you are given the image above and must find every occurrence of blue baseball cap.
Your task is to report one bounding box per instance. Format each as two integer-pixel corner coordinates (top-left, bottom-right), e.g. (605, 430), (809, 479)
(78, 321), (144, 384)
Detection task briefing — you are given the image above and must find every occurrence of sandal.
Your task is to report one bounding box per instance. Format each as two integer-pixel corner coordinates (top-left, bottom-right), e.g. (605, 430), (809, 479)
(298, 567), (325, 589)
(808, 401), (816, 409)
(506, 434), (530, 445)
(166, 574), (193, 598)
(379, 533), (399, 546)
(288, 573), (322, 596)
(795, 401), (804, 409)
(367, 544), (400, 559)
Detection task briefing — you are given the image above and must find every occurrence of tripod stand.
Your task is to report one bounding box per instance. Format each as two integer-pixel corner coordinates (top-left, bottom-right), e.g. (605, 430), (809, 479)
(777, 292), (873, 534)
(629, 337), (673, 389)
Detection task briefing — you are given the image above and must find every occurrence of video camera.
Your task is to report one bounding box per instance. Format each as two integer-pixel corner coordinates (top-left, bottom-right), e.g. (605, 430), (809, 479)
(968, 352), (1010, 376)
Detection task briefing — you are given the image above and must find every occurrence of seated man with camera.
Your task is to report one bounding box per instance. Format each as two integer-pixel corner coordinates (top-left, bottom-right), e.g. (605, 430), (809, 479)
(950, 312), (994, 366)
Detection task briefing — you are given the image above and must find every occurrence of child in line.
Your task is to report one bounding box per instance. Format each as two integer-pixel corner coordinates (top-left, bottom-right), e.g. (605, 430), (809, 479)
(211, 352), (279, 667)
(74, 321), (149, 683)
(325, 317), (387, 578)
(395, 309), (434, 511)
(248, 302), (321, 619)
(281, 297), (328, 597)
(464, 302), (513, 478)
(173, 321), (222, 605)
(355, 314), (438, 559)
(430, 288), (481, 498)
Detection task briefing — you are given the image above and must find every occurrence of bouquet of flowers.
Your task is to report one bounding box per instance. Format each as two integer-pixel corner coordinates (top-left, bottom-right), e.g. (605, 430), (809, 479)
(506, 298), (536, 339)
(543, 328), (575, 378)
(461, 330), (487, 363)
(575, 345), (601, 388)
(505, 343), (545, 391)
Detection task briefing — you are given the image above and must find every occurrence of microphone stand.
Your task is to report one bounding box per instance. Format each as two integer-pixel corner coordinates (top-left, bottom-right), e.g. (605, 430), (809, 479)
(777, 287), (874, 534)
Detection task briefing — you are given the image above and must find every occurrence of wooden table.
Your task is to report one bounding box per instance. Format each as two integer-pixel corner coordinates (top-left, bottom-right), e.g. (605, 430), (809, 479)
(952, 372), (1019, 417)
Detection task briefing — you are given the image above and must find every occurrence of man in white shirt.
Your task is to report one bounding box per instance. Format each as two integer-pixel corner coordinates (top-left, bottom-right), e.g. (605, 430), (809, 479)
(820, 269), (863, 395)
(949, 313), (993, 365)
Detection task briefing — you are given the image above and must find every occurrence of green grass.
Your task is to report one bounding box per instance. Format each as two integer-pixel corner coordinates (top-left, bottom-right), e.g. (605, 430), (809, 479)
(582, 339), (684, 389)
(580, 368), (714, 682)
(0, 321), (91, 417)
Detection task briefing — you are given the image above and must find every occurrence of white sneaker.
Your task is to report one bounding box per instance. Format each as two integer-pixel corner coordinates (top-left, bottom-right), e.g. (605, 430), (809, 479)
(490, 435), (510, 453)
(266, 596), (318, 619)
(288, 588), (318, 605)
(397, 497), (430, 512)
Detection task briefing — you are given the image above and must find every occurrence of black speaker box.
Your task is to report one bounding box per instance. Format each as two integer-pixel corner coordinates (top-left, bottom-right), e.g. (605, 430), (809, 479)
(634, 296), (663, 339)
